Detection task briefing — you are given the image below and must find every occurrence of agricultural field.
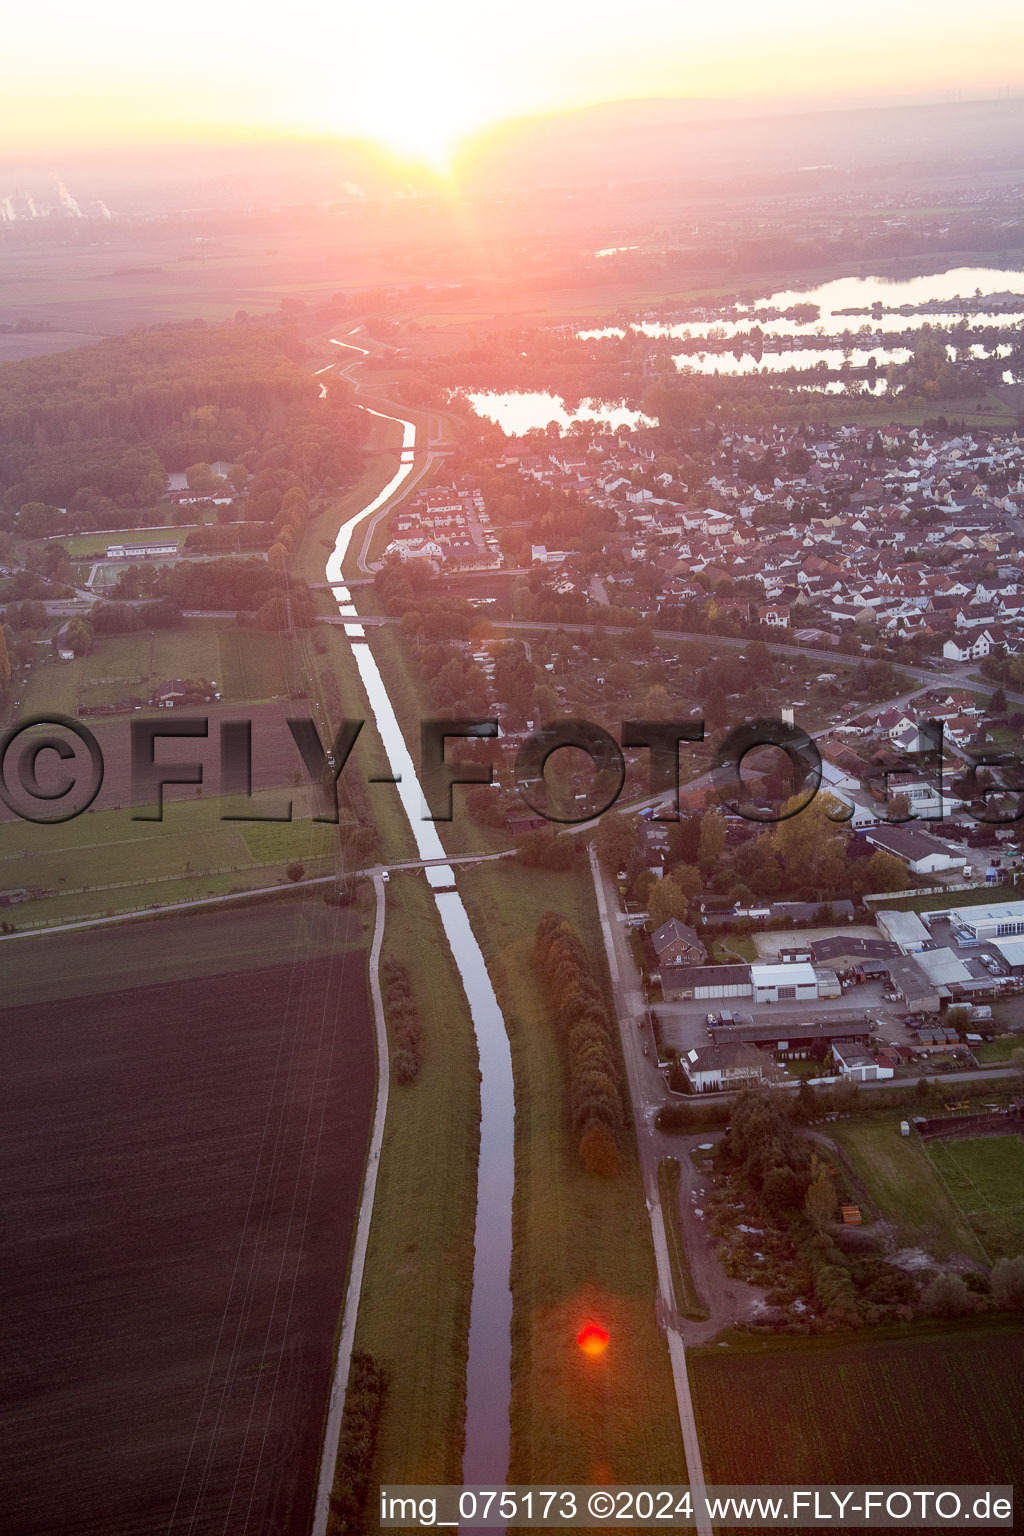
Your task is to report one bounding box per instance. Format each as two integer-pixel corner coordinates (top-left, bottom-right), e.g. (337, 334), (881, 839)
(927, 1137), (1024, 1262)
(691, 1326), (1024, 1519)
(831, 1118), (986, 1261)
(0, 912), (374, 1536)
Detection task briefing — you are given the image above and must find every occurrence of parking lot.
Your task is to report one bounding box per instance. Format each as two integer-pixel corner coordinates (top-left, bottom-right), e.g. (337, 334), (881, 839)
(654, 980), (896, 1055)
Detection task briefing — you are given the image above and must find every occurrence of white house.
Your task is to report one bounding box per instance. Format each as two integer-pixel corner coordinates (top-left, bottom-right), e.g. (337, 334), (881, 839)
(680, 1040), (769, 1093)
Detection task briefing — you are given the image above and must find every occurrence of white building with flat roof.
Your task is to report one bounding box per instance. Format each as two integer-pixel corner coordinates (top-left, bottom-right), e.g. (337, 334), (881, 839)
(953, 901), (1024, 941)
(750, 961), (818, 1004)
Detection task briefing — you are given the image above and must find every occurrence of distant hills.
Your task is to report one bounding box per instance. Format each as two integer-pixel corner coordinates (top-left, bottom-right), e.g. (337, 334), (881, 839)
(454, 93), (1024, 188)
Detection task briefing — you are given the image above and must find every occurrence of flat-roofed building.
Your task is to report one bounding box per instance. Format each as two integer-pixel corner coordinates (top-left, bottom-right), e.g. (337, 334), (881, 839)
(750, 961), (818, 1004)
(953, 901), (1024, 941)
(106, 541), (178, 560)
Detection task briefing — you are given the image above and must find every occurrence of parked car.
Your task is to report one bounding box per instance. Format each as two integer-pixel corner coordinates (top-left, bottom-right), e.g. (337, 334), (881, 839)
(706, 1012), (717, 1026)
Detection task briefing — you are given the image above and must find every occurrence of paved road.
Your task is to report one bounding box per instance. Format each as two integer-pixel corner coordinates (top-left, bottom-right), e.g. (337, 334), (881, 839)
(323, 613), (1014, 705)
(311, 871), (390, 1536)
(589, 846), (714, 1536)
(0, 853), (508, 942)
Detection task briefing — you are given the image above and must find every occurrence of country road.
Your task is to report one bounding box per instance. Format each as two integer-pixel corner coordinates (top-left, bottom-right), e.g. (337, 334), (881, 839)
(321, 611), (1022, 710)
(310, 870), (390, 1536)
(589, 845), (714, 1536)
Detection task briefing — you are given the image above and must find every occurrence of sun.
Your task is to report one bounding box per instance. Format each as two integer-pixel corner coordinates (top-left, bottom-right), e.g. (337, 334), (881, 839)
(341, 53), (490, 174)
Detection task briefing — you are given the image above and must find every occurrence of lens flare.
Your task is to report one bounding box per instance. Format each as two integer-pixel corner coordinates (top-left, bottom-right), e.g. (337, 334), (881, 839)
(576, 1323), (610, 1357)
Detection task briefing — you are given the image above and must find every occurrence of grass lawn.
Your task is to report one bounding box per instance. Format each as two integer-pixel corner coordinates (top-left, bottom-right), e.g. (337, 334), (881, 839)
(458, 859), (685, 1485)
(0, 793), (338, 926)
(974, 1035), (1022, 1063)
(18, 657), (84, 716)
(872, 883), (1018, 914)
(712, 935), (756, 963)
(19, 622), (279, 718)
(348, 873), (480, 1486)
(217, 629), (301, 701)
(927, 1137), (1024, 1262)
(658, 1159), (709, 1321)
(831, 1117), (985, 1261)
(61, 525), (188, 559)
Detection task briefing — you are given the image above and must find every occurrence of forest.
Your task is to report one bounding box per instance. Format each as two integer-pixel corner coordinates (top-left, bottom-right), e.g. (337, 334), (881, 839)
(0, 318), (367, 516)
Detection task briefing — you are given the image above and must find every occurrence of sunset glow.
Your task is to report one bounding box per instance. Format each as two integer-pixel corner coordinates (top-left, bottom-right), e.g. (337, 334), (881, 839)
(2, 1), (1022, 159)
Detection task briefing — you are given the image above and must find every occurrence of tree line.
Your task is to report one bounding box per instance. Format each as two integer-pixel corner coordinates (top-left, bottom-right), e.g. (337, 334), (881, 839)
(534, 910), (626, 1177)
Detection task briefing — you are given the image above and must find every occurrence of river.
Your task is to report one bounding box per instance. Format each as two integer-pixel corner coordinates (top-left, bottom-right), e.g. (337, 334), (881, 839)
(324, 349), (515, 1487)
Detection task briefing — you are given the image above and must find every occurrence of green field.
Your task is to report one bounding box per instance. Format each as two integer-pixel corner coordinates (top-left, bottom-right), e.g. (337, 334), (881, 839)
(18, 621), (301, 717)
(974, 1034), (1023, 1063)
(458, 859), (685, 1485)
(691, 1326), (1024, 1496)
(831, 1118), (985, 1260)
(62, 524), (188, 559)
(927, 1137), (1024, 1262)
(348, 873), (479, 1486)
(216, 628), (302, 700)
(0, 793), (335, 926)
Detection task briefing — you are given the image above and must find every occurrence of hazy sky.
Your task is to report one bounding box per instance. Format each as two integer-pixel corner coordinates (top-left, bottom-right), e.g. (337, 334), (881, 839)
(5, 0), (1023, 163)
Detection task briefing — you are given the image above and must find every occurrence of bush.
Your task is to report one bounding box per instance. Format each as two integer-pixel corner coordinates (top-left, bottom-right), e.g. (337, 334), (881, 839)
(328, 1352), (388, 1536)
(991, 1255), (1024, 1310)
(921, 1272), (977, 1319)
(383, 959), (422, 1085)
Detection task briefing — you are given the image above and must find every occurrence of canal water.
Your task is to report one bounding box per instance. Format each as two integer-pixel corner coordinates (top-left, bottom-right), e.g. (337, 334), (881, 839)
(324, 354), (514, 1486)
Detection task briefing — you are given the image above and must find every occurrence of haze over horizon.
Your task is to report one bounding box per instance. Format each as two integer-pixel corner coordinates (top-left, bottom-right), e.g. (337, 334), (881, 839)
(4, 0), (1024, 169)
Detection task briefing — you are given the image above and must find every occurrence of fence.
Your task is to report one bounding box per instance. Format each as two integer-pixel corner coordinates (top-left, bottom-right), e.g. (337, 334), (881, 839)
(865, 880), (988, 907)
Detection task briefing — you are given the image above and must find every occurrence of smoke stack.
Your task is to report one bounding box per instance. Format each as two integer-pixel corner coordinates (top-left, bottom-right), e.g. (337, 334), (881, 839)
(50, 176), (82, 217)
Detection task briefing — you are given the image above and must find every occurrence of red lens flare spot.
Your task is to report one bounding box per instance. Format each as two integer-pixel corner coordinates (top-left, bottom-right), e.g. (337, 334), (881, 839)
(576, 1323), (610, 1357)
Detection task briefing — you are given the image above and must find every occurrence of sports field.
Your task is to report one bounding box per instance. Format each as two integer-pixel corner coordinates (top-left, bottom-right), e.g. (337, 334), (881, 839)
(927, 1137), (1024, 1262)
